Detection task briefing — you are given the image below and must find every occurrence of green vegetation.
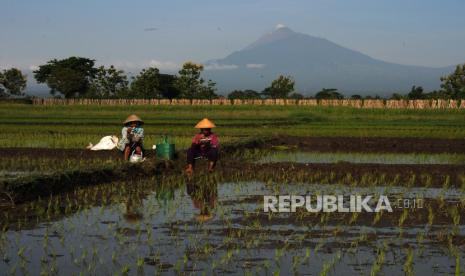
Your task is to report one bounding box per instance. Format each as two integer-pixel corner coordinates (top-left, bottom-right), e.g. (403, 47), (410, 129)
(86, 65), (129, 98)
(315, 88), (344, 99)
(1, 103), (465, 149)
(33, 57), (97, 98)
(1, 100), (464, 274)
(262, 75), (295, 98)
(256, 151), (465, 165)
(173, 61), (217, 99)
(0, 68), (27, 98)
(440, 64), (465, 99)
(227, 89), (261, 99)
(32, 57), (218, 99)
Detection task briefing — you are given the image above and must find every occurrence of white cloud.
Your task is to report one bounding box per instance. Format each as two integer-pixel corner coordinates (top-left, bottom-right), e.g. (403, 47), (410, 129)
(0, 64), (14, 70)
(148, 60), (180, 71)
(276, 24), (286, 29)
(29, 65), (39, 71)
(246, 63), (265, 69)
(204, 63), (238, 71)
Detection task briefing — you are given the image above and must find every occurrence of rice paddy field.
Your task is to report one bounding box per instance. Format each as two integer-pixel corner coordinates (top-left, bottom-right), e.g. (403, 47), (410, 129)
(2, 102), (465, 149)
(1, 102), (465, 275)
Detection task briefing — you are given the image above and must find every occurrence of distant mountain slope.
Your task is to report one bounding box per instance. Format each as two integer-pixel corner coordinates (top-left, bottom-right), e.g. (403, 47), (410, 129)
(205, 26), (457, 96)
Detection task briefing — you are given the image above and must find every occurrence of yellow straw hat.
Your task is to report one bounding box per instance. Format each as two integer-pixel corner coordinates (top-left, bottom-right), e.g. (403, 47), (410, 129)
(123, 114), (144, 125)
(195, 118), (216, 129)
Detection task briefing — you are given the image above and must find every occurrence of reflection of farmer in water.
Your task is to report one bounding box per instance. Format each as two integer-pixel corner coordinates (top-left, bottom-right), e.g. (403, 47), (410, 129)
(117, 114), (144, 161)
(185, 118), (219, 175)
(186, 180), (218, 222)
(121, 194), (143, 224)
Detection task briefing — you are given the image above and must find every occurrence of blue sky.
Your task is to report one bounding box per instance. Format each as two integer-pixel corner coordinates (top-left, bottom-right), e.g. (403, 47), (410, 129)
(1, 0), (465, 72)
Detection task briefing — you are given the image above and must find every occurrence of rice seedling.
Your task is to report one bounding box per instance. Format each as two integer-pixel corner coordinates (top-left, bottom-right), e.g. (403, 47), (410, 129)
(403, 247), (414, 276)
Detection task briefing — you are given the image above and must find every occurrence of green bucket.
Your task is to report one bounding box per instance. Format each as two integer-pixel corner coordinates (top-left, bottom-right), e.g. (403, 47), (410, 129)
(156, 136), (175, 160)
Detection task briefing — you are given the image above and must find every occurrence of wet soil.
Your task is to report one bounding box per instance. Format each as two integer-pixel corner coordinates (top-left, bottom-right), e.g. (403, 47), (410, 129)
(269, 136), (465, 153)
(0, 148), (138, 160)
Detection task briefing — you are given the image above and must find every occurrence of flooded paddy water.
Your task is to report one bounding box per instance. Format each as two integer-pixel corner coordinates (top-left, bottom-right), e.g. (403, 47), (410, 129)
(257, 151), (465, 165)
(1, 174), (465, 275)
(1, 139), (465, 275)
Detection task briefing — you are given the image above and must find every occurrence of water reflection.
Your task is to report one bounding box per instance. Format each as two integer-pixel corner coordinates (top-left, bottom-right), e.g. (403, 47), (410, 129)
(1, 178), (465, 275)
(121, 195), (143, 224)
(257, 151), (465, 165)
(186, 177), (218, 222)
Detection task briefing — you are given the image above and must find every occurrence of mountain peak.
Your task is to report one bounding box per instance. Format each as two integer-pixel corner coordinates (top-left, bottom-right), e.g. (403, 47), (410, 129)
(243, 24), (296, 51)
(275, 23), (290, 30)
(206, 26), (450, 95)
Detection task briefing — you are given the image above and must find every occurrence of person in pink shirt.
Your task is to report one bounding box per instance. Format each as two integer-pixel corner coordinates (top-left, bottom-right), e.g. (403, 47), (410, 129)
(185, 118), (219, 175)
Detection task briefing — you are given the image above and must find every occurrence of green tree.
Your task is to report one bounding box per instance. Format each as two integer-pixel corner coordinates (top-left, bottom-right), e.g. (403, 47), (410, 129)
(129, 67), (161, 98)
(86, 65), (128, 98)
(33, 57), (97, 98)
(314, 88), (344, 99)
(364, 95), (382, 99)
(158, 74), (181, 99)
(197, 79), (218, 99)
(174, 62), (217, 99)
(407, 85), (425, 99)
(423, 90), (443, 99)
(440, 64), (465, 99)
(390, 93), (404, 100)
(0, 68), (27, 97)
(350, 94), (362, 99)
(289, 92), (304, 99)
(228, 89), (261, 99)
(262, 75), (295, 98)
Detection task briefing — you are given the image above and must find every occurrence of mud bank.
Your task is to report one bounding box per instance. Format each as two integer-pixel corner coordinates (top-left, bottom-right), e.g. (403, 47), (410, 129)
(0, 160), (177, 205)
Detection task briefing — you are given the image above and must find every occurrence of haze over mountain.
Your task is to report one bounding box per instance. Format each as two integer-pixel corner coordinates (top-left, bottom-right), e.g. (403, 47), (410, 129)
(204, 25), (457, 96)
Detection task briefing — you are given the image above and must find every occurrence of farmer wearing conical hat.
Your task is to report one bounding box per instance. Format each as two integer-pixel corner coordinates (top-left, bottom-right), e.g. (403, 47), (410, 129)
(185, 118), (219, 175)
(117, 114), (145, 160)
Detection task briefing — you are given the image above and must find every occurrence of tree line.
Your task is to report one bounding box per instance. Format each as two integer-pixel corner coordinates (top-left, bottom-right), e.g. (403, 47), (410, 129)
(32, 57), (216, 99)
(1, 56), (464, 100)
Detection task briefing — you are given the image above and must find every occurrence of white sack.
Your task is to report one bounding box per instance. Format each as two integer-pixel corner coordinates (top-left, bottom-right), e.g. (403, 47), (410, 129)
(87, 135), (119, 151)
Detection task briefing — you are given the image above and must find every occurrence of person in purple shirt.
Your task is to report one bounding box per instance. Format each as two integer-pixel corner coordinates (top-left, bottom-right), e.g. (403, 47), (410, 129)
(185, 118), (219, 175)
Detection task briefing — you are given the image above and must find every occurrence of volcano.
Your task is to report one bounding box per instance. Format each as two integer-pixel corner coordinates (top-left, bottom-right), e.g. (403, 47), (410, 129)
(204, 25), (457, 96)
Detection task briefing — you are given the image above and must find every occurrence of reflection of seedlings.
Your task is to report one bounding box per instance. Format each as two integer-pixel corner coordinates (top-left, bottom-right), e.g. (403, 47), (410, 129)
(403, 247), (414, 276)
(349, 212), (359, 224)
(416, 231), (426, 254)
(455, 253), (461, 276)
(121, 264), (130, 275)
(460, 175), (465, 192)
(320, 250), (341, 276)
(370, 246), (386, 276)
(136, 256), (144, 273)
(422, 174), (432, 188)
(398, 209), (409, 227)
(427, 206), (435, 226)
(372, 209), (383, 225)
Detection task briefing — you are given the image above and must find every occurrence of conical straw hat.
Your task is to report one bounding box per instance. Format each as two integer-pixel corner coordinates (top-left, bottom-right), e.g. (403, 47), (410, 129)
(123, 114), (144, 125)
(195, 118), (216, 129)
